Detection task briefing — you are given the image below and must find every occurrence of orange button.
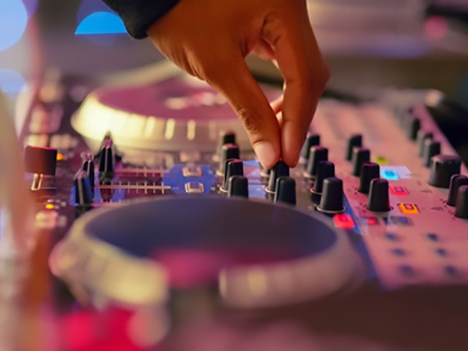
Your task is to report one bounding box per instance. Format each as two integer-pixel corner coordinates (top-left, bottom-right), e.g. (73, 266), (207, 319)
(398, 203), (419, 215)
(334, 214), (355, 230)
(390, 186), (409, 196)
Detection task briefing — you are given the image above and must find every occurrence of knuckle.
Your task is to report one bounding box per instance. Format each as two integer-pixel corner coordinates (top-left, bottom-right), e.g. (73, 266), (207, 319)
(235, 107), (263, 137)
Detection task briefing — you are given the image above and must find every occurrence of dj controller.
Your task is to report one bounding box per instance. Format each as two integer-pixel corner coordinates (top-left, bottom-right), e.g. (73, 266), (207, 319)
(2, 64), (468, 350)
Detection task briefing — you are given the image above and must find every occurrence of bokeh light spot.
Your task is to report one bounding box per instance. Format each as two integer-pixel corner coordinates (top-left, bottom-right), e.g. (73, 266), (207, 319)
(0, 69), (27, 94)
(0, 0), (29, 51)
(75, 12), (126, 35)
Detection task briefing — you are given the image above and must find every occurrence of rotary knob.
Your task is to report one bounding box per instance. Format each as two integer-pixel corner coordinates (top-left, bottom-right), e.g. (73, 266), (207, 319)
(447, 174), (468, 207)
(98, 139), (115, 180)
(428, 155), (462, 188)
(274, 177), (297, 206)
(423, 140), (441, 167)
(74, 170), (93, 207)
(81, 154), (95, 190)
(405, 117), (421, 141)
(367, 179), (391, 212)
(266, 161), (289, 193)
(24, 145), (57, 176)
(346, 134), (363, 161)
(317, 177), (345, 214)
(221, 159), (244, 192)
(300, 134), (320, 164)
(305, 146), (328, 178)
(358, 162), (380, 194)
(352, 148), (370, 177)
(228, 175), (249, 198)
(417, 131), (433, 157)
(455, 185), (468, 219)
(218, 143), (240, 175)
(311, 161), (335, 196)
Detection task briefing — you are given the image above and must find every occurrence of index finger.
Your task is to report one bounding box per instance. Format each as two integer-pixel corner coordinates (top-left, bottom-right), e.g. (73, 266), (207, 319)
(262, 3), (329, 166)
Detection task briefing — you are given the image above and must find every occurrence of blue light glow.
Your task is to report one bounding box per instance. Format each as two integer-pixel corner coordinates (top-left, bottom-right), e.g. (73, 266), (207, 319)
(75, 11), (126, 35)
(77, 0), (111, 23)
(381, 169), (400, 181)
(0, 0), (28, 51)
(0, 69), (26, 94)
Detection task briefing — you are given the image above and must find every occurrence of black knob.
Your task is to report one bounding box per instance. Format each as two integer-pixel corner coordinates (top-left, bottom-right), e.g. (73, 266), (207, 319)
(305, 146), (328, 178)
(74, 170), (93, 207)
(417, 131), (433, 157)
(311, 161), (335, 195)
(218, 143), (240, 174)
(222, 159), (244, 192)
(216, 131), (236, 158)
(447, 174), (468, 206)
(429, 155), (462, 188)
(423, 140), (441, 167)
(317, 177), (345, 214)
(352, 148), (371, 176)
(359, 162), (380, 194)
(455, 185), (468, 219)
(98, 139), (115, 179)
(367, 179), (391, 212)
(274, 177), (296, 206)
(405, 117), (421, 141)
(24, 145), (57, 175)
(346, 134), (363, 161)
(267, 161), (290, 193)
(300, 134), (321, 162)
(82, 154), (95, 189)
(228, 175), (249, 198)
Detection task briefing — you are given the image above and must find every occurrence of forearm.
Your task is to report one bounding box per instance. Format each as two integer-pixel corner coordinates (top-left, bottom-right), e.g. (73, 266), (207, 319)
(102, 0), (180, 38)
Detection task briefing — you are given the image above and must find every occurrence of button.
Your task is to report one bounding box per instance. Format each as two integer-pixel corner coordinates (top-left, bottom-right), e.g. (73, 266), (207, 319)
(305, 146), (328, 178)
(399, 265), (415, 277)
(274, 177), (296, 206)
(391, 248), (406, 257)
(24, 145), (58, 175)
(184, 182), (205, 193)
(390, 186), (409, 196)
(444, 265), (458, 277)
(389, 216), (413, 226)
(429, 155), (462, 188)
(447, 174), (468, 207)
(183, 166), (202, 178)
(333, 214), (355, 230)
(385, 233), (399, 241)
(361, 216), (379, 226)
(435, 248), (448, 257)
(346, 134), (363, 161)
(381, 169), (399, 181)
(375, 156), (388, 165)
(426, 233), (439, 242)
(352, 148), (370, 176)
(398, 203), (420, 215)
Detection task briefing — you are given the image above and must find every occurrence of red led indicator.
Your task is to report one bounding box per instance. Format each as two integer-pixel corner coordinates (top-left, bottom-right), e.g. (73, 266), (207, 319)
(334, 214), (355, 230)
(390, 186), (409, 196)
(367, 217), (379, 226)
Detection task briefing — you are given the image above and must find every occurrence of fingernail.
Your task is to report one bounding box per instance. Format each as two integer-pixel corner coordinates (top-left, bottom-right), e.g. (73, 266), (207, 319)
(253, 142), (278, 169)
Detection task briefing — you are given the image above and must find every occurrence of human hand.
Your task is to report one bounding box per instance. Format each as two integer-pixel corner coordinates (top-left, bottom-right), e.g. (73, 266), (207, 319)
(147, 0), (329, 169)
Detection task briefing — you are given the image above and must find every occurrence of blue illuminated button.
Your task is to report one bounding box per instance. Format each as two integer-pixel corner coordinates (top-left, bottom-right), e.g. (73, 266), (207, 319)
(382, 169), (399, 180)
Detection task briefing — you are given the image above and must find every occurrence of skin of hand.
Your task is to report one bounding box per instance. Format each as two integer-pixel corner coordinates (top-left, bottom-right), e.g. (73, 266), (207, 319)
(147, 0), (329, 169)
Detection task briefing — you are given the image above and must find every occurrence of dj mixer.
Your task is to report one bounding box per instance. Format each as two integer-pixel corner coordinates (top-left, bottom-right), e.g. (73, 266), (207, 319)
(2, 64), (468, 350)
